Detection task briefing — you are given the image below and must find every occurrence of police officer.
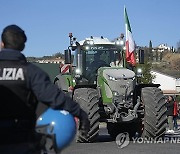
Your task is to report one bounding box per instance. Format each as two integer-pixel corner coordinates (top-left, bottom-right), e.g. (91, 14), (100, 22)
(0, 25), (90, 153)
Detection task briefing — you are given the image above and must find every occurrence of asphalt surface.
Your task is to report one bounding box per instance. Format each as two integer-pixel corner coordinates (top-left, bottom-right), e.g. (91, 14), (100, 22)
(62, 123), (180, 154)
(36, 104), (180, 154)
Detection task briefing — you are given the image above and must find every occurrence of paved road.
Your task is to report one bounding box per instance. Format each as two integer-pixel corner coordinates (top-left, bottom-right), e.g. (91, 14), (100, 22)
(62, 124), (180, 154)
(36, 104), (180, 154)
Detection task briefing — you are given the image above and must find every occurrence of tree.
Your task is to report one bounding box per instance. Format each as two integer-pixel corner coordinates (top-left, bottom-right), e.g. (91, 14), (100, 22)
(149, 40), (153, 61)
(143, 46), (149, 61)
(159, 52), (163, 62)
(137, 60), (155, 84)
(155, 49), (158, 62)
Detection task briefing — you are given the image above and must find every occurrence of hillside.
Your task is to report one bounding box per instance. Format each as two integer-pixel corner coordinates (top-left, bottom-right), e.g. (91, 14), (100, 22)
(152, 52), (180, 78)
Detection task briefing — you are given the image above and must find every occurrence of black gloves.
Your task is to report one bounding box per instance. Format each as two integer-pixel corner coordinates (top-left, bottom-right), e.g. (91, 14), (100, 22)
(78, 109), (90, 138)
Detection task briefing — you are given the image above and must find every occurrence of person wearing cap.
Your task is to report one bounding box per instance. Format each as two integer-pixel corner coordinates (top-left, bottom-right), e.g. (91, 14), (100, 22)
(0, 24), (90, 153)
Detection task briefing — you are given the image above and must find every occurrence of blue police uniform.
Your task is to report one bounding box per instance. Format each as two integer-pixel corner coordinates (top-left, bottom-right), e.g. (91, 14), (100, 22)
(0, 49), (81, 116)
(0, 49), (82, 153)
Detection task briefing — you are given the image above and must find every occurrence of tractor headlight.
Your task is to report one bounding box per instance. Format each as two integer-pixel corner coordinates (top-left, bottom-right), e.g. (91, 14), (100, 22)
(86, 40), (94, 45)
(85, 46), (90, 50)
(75, 68), (82, 78)
(112, 91), (119, 96)
(137, 68), (143, 77)
(115, 39), (124, 46)
(108, 75), (117, 81)
(75, 68), (81, 74)
(123, 46), (126, 50)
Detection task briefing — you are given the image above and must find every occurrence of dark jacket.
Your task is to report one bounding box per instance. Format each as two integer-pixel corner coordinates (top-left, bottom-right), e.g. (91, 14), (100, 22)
(166, 100), (174, 116)
(0, 49), (81, 118)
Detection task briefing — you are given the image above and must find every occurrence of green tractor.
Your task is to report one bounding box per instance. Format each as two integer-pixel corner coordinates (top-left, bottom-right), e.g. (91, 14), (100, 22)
(54, 33), (167, 142)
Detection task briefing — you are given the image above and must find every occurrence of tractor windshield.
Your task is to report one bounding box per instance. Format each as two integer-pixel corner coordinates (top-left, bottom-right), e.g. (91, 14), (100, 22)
(85, 45), (123, 69)
(83, 44), (123, 81)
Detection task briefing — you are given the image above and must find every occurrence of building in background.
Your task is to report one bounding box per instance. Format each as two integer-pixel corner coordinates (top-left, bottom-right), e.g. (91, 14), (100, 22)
(157, 43), (171, 52)
(151, 70), (180, 96)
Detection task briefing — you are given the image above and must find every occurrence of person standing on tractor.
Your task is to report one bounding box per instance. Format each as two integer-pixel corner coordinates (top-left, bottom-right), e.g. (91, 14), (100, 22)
(0, 24), (90, 153)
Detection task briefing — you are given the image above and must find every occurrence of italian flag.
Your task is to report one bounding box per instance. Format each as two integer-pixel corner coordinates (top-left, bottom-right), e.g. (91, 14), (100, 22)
(124, 7), (136, 66)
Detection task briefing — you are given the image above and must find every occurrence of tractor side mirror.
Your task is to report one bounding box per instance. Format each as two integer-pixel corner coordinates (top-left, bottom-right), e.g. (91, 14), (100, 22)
(138, 49), (144, 64)
(64, 49), (72, 64)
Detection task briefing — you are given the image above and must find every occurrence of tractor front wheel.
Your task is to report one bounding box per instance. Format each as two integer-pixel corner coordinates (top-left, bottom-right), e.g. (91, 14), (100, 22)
(73, 88), (100, 142)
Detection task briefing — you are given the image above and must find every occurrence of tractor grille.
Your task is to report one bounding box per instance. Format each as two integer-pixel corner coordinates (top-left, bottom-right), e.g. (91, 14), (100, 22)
(103, 68), (136, 98)
(107, 78), (135, 97)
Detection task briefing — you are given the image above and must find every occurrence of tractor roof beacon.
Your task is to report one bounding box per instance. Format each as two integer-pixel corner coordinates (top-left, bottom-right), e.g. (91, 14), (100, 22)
(54, 34), (167, 142)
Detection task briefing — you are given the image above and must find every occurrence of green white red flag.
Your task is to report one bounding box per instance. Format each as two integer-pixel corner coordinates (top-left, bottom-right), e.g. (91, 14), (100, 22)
(124, 7), (136, 66)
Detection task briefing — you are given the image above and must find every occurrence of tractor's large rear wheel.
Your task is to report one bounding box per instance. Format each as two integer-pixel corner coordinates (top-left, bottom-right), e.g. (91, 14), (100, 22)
(73, 88), (100, 142)
(141, 87), (167, 139)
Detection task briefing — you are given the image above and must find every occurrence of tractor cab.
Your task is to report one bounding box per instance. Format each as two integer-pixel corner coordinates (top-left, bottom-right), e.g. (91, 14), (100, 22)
(67, 36), (125, 84)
